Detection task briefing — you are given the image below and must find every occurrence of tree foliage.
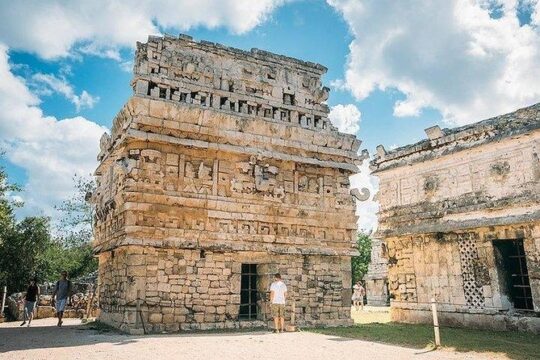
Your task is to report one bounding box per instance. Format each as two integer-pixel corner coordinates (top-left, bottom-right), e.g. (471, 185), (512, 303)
(0, 155), (97, 292)
(54, 174), (95, 247)
(0, 154), (20, 237)
(351, 232), (372, 284)
(0, 217), (51, 291)
(38, 241), (96, 282)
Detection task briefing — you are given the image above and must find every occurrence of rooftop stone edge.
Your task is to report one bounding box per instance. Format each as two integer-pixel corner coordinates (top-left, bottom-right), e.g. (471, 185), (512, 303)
(371, 102), (540, 173)
(146, 33), (328, 74)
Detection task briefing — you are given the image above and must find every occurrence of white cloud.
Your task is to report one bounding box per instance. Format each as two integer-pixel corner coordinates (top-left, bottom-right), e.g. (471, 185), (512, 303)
(31, 73), (99, 111)
(0, 0), (288, 221)
(329, 104), (361, 134)
(0, 0), (287, 59)
(0, 44), (107, 218)
(329, 0), (540, 126)
(350, 159), (379, 233)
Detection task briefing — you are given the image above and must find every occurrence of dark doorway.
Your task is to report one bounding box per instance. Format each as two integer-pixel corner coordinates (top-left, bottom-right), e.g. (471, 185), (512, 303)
(493, 239), (534, 310)
(239, 264), (258, 320)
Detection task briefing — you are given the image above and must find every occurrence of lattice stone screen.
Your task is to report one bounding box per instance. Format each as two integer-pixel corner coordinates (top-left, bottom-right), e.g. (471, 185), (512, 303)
(458, 233), (486, 309)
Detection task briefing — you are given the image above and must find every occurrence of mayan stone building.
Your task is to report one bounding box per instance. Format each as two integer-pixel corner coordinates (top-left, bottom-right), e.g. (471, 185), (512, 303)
(91, 34), (362, 332)
(364, 238), (389, 306)
(371, 103), (540, 333)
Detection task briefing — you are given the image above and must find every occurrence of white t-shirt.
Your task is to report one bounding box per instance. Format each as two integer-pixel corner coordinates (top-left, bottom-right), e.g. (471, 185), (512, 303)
(270, 280), (287, 304)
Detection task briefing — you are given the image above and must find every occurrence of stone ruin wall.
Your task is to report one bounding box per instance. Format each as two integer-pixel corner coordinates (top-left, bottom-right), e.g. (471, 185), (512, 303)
(92, 35), (362, 332)
(364, 238), (389, 306)
(98, 247), (352, 332)
(371, 104), (540, 332)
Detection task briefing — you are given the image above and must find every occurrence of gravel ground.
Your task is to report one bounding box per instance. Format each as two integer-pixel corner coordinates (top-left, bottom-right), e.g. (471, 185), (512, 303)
(0, 318), (503, 360)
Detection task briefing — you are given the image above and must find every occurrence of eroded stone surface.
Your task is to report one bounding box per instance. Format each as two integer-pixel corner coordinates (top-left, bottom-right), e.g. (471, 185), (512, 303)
(364, 238), (389, 306)
(371, 103), (540, 333)
(92, 35), (362, 332)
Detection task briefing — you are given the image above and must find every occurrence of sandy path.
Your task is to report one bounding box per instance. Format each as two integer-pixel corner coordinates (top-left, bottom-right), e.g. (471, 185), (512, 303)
(0, 318), (499, 360)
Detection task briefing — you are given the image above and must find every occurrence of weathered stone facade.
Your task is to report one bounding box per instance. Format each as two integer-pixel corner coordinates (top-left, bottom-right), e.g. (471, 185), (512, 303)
(364, 238), (389, 306)
(92, 34), (362, 332)
(371, 103), (540, 333)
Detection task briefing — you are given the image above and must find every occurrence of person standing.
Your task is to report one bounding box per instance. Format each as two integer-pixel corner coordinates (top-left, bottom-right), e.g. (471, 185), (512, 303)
(270, 273), (287, 333)
(352, 281), (365, 311)
(20, 278), (40, 327)
(52, 271), (72, 327)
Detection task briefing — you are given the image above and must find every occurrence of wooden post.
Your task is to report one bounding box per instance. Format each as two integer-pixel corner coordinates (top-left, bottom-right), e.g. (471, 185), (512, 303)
(1, 286), (7, 318)
(291, 300), (296, 326)
(431, 298), (441, 347)
(85, 285), (95, 319)
(135, 290), (141, 329)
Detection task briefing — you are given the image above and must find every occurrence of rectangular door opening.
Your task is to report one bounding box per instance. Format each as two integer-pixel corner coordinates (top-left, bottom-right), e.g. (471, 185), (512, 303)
(493, 239), (534, 311)
(239, 264), (258, 320)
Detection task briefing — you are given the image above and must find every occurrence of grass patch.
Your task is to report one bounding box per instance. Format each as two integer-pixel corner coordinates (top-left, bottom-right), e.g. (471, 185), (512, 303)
(308, 322), (540, 360)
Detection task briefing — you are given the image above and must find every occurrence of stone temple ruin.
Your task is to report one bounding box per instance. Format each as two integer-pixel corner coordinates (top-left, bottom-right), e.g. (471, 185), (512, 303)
(92, 34), (363, 332)
(371, 103), (540, 333)
(364, 238), (389, 306)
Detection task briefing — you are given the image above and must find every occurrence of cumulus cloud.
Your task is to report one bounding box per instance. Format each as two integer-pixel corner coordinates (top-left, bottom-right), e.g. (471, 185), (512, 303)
(0, 44), (107, 217)
(0, 0), (287, 59)
(0, 0), (289, 220)
(329, 104), (361, 134)
(31, 73), (99, 111)
(328, 0), (540, 125)
(328, 103), (376, 230)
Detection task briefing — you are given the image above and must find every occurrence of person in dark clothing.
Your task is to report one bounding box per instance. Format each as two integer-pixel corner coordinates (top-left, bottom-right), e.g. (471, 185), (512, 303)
(20, 278), (40, 327)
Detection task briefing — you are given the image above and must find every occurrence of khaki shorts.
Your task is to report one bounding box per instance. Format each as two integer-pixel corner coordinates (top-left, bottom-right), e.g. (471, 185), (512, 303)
(271, 304), (285, 318)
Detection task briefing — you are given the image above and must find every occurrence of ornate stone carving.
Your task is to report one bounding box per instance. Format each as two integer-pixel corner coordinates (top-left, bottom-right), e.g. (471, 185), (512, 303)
(490, 161), (510, 181)
(92, 35), (362, 333)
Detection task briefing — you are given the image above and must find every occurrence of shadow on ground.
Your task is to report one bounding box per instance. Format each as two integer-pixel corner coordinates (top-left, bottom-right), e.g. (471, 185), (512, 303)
(308, 322), (540, 360)
(0, 320), (270, 353)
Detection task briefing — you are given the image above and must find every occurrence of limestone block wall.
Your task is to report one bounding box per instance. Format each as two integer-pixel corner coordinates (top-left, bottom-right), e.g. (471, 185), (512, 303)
(98, 246), (352, 332)
(364, 238), (389, 306)
(371, 104), (540, 333)
(387, 224), (540, 332)
(93, 138), (358, 254)
(92, 35), (362, 332)
(133, 34), (334, 132)
(375, 130), (540, 237)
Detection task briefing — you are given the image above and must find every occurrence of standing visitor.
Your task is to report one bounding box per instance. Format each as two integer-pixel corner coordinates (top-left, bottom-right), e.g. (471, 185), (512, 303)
(20, 278), (39, 327)
(52, 271), (72, 327)
(270, 273), (287, 333)
(352, 281), (365, 311)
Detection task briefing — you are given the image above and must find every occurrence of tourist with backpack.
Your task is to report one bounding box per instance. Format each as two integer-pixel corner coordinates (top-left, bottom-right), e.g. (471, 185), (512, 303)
(52, 271), (72, 327)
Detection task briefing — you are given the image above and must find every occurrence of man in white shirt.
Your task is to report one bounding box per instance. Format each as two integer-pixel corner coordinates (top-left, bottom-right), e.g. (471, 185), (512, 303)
(270, 273), (287, 333)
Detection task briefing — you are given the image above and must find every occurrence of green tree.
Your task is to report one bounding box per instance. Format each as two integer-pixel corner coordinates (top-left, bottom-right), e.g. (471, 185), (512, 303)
(38, 240), (96, 282)
(0, 158), (98, 290)
(0, 217), (51, 292)
(45, 174), (97, 282)
(55, 174), (95, 247)
(351, 232), (372, 284)
(0, 152), (21, 238)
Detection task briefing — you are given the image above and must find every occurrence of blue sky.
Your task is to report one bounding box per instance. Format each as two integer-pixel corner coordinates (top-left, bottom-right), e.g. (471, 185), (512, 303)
(0, 0), (539, 231)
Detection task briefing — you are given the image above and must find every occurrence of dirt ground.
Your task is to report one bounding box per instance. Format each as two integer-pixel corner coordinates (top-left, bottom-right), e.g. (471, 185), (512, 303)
(0, 315), (503, 360)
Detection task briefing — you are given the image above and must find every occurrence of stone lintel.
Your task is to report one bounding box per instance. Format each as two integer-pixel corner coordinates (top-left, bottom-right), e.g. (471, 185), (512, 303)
(95, 239), (360, 257)
(378, 210), (540, 237)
